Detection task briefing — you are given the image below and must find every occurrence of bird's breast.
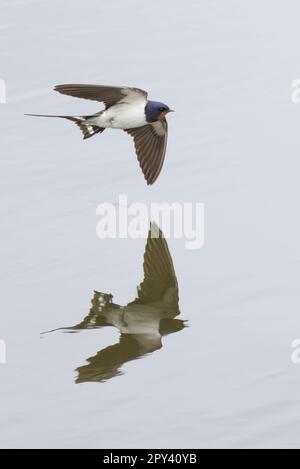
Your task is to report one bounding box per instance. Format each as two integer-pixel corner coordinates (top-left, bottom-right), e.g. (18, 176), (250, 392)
(94, 102), (147, 129)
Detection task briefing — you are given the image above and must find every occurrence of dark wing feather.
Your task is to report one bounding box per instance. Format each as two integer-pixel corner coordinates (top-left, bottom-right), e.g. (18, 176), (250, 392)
(76, 335), (143, 383)
(54, 84), (147, 109)
(129, 223), (178, 306)
(125, 119), (168, 185)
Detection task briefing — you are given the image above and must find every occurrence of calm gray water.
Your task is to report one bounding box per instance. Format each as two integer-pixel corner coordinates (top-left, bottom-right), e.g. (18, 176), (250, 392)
(1, 0), (300, 449)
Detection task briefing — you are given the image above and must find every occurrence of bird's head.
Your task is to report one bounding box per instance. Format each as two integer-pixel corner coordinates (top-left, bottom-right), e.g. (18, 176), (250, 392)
(145, 100), (174, 122)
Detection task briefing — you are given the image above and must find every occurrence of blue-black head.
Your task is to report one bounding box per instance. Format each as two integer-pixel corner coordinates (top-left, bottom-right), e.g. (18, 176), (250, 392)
(145, 100), (174, 123)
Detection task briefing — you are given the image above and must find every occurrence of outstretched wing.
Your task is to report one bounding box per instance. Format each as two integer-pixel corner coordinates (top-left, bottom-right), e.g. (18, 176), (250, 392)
(125, 119), (168, 185)
(75, 334), (145, 383)
(54, 84), (148, 109)
(129, 222), (178, 307)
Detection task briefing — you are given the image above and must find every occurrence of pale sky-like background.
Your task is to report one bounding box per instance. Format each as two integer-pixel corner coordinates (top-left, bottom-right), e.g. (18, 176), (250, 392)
(1, 0), (300, 448)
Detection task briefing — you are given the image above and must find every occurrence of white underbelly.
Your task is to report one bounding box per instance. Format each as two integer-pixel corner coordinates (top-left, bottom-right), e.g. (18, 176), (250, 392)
(88, 103), (147, 129)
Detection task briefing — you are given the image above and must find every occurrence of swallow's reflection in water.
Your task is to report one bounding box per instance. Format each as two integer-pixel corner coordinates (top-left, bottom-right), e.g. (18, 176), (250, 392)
(63, 223), (186, 383)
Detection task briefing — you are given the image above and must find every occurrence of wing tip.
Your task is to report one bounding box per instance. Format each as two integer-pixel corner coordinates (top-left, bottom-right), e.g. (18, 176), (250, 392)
(54, 84), (67, 94)
(145, 172), (160, 185)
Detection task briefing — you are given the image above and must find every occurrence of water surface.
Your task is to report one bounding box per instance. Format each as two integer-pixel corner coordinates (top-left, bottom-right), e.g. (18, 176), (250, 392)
(1, 0), (300, 448)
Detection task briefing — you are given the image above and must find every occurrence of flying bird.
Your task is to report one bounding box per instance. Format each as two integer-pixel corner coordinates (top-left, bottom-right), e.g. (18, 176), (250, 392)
(44, 223), (186, 383)
(26, 84), (174, 185)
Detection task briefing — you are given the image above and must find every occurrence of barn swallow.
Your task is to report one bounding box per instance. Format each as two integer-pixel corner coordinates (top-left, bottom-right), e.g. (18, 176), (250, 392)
(26, 84), (174, 185)
(44, 223), (186, 383)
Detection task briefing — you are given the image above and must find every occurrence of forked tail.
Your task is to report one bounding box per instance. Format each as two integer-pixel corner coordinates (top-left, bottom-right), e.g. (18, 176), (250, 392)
(25, 113), (105, 139)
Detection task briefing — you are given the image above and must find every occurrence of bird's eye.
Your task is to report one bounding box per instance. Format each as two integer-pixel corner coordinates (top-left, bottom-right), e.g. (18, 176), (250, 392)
(159, 107), (166, 112)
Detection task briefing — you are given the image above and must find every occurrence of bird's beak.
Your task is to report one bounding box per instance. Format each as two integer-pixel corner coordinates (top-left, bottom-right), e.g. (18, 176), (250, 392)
(160, 109), (174, 119)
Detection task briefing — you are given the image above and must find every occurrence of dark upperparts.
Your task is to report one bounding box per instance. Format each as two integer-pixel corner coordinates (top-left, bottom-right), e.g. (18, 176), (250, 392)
(145, 100), (171, 123)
